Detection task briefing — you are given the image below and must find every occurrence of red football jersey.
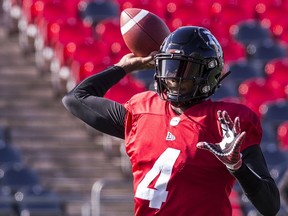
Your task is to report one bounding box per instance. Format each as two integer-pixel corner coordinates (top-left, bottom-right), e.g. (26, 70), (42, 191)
(124, 91), (262, 216)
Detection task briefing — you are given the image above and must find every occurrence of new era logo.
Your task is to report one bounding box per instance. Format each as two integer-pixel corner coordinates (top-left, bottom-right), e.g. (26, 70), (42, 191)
(166, 132), (176, 141)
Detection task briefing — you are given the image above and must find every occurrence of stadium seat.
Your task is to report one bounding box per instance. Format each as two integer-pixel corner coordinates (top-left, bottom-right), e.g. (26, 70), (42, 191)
(265, 57), (288, 76)
(276, 25), (288, 44)
(131, 69), (155, 90)
(245, 40), (288, 66)
(0, 126), (11, 144)
(238, 78), (286, 116)
(78, 0), (120, 27)
(1, 0), (22, 34)
(18, 0), (52, 53)
(49, 18), (93, 96)
(229, 188), (244, 216)
(261, 144), (288, 168)
(137, 0), (168, 19)
(15, 185), (65, 216)
(0, 188), (17, 216)
(66, 38), (110, 91)
(260, 100), (288, 143)
(115, 0), (142, 11)
(210, 1), (254, 30)
(0, 163), (41, 193)
(0, 141), (22, 166)
(104, 75), (146, 104)
(95, 18), (130, 63)
(230, 19), (272, 46)
(221, 39), (246, 63)
(277, 121), (288, 151)
(165, 1), (211, 31)
(224, 59), (264, 94)
(211, 82), (239, 101)
(256, 4), (288, 38)
(34, 0), (82, 73)
(264, 57), (288, 99)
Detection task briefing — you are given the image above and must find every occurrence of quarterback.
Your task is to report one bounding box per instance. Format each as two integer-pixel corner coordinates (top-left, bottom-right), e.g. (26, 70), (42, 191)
(63, 26), (280, 215)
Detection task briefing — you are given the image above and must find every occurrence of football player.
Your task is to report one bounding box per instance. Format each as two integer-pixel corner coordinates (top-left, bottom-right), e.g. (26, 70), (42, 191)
(62, 26), (280, 215)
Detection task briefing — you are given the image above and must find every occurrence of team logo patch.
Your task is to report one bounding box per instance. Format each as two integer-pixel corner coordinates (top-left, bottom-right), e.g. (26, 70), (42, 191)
(170, 117), (181, 126)
(166, 132), (176, 141)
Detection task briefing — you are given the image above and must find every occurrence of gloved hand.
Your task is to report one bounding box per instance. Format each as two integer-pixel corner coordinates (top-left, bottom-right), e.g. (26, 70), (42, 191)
(196, 110), (246, 170)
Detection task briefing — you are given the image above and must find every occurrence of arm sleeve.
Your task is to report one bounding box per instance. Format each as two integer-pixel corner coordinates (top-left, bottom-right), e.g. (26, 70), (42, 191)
(62, 66), (127, 139)
(230, 145), (280, 216)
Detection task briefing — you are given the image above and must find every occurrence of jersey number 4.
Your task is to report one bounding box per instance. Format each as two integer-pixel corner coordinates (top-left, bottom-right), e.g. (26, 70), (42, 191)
(135, 148), (180, 209)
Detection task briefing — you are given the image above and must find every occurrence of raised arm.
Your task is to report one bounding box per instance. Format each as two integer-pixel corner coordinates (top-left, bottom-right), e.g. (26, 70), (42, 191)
(62, 53), (155, 139)
(62, 66), (127, 138)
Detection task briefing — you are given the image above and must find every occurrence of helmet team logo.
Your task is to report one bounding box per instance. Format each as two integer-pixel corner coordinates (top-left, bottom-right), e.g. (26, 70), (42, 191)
(166, 132), (176, 141)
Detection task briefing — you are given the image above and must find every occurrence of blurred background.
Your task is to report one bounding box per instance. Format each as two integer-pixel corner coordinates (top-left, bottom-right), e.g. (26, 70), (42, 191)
(0, 0), (288, 215)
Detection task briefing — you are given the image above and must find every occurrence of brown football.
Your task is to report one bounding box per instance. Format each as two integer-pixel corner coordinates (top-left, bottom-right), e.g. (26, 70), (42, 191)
(120, 8), (171, 57)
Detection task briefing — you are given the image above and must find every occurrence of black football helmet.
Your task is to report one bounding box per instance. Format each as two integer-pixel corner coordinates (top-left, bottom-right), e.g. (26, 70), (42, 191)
(154, 26), (224, 107)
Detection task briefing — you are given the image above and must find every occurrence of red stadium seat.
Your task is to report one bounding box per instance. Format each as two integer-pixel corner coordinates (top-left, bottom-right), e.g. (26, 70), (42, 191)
(164, 1), (211, 31)
(95, 18), (130, 63)
(33, 0), (83, 72)
(264, 57), (288, 76)
(276, 27), (288, 44)
(49, 18), (93, 95)
(115, 0), (142, 10)
(18, 0), (52, 52)
(265, 58), (288, 99)
(229, 189), (244, 216)
(210, 2), (254, 29)
(67, 38), (110, 90)
(35, 0), (81, 45)
(257, 5), (288, 40)
(51, 18), (93, 68)
(238, 78), (285, 116)
(277, 121), (288, 151)
(104, 75), (146, 104)
(221, 39), (246, 63)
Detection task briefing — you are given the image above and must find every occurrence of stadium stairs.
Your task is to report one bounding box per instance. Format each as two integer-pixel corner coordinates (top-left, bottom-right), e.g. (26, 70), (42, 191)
(0, 19), (133, 216)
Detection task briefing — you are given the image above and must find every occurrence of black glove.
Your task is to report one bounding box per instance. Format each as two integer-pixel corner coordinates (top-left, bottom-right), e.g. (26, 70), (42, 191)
(197, 110), (246, 170)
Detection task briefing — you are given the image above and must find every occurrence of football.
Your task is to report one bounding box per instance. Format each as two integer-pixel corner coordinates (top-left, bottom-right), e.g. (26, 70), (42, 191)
(120, 8), (171, 57)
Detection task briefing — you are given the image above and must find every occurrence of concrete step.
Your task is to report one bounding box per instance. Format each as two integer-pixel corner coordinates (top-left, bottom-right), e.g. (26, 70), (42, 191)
(0, 22), (132, 216)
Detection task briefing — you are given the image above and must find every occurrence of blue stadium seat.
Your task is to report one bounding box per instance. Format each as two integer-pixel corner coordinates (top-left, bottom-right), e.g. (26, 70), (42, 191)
(15, 185), (65, 216)
(0, 126), (11, 144)
(78, 0), (120, 27)
(0, 188), (17, 216)
(0, 163), (41, 193)
(0, 141), (22, 166)
(261, 100), (288, 143)
(231, 19), (272, 46)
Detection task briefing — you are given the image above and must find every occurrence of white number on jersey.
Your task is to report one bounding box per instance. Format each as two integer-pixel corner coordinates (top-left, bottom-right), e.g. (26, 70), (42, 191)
(135, 147), (181, 209)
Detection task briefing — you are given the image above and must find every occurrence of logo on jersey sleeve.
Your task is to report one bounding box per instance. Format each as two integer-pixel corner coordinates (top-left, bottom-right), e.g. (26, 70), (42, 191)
(166, 132), (176, 141)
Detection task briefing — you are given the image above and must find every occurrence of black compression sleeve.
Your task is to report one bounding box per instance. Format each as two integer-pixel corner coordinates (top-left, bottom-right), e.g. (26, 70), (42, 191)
(230, 145), (280, 215)
(62, 66), (127, 139)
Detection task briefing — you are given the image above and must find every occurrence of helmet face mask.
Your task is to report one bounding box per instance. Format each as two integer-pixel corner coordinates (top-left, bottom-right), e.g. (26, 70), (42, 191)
(154, 26), (224, 107)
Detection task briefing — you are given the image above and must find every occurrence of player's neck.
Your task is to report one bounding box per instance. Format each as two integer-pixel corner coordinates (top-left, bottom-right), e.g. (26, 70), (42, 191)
(171, 105), (187, 115)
